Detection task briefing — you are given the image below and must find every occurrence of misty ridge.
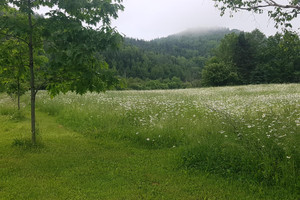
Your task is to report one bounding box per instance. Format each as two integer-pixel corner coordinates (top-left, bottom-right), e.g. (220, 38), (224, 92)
(170, 26), (240, 37)
(103, 26), (299, 90)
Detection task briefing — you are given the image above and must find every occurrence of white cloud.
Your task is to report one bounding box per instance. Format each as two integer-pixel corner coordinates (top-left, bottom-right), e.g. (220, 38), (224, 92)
(112, 0), (300, 40)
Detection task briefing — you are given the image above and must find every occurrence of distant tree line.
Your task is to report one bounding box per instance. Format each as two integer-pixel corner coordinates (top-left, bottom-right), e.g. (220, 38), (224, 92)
(103, 28), (299, 89)
(201, 30), (300, 86)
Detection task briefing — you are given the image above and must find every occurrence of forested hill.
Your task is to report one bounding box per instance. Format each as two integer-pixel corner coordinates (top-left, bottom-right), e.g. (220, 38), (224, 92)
(104, 27), (300, 90)
(104, 27), (239, 89)
(125, 27), (239, 58)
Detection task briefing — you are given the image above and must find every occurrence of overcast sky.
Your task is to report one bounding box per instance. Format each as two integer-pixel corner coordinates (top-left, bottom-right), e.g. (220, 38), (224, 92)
(112, 0), (300, 40)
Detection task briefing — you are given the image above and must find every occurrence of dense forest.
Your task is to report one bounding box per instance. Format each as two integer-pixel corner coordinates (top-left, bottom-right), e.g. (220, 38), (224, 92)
(103, 27), (300, 89)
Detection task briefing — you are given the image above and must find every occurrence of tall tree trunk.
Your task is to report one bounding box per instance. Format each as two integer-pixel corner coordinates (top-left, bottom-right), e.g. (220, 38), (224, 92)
(27, 0), (36, 145)
(17, 76), (20, 111)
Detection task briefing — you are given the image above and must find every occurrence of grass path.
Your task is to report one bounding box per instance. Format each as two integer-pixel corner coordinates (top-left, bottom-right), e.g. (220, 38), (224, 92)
(0, 110), (295, 199)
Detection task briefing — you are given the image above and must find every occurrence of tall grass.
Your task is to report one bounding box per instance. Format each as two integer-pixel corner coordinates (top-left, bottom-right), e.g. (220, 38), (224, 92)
(0, 94), (26, 121)
(35, 84), (300, 192)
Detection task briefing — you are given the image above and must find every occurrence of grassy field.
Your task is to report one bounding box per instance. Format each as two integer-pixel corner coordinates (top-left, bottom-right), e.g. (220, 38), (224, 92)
(0, 84), (299, 199)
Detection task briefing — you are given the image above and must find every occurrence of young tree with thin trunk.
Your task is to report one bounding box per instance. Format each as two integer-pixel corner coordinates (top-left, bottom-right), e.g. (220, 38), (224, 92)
(0, 0), (124, 145)
(0, 36), (28, 110)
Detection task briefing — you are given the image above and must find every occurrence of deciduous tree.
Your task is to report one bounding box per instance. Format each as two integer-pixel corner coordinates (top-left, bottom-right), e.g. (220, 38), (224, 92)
(0, 36), (29, 110)
(0, 0), (124, 144)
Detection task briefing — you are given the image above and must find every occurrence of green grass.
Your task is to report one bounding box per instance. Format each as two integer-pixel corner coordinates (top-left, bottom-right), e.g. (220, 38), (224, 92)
(0, 84), (299, 199)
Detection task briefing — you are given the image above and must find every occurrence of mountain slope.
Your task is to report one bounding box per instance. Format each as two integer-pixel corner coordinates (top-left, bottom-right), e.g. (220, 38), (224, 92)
(104, 27), (239, 88)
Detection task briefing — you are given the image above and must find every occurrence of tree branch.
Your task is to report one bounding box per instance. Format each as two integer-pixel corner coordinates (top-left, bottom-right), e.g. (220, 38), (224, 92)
(35, 81), (47, 95)
(234, 0), (300, 10)
(267, 0), (300, 10)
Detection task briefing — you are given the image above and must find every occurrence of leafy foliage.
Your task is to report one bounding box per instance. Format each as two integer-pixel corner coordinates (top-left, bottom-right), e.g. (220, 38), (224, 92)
(0, 36), (28, 96)
(213, 0), (300, 28)
(201, 60), (239, 86)
(202, 29), (300, 86)
(0, 0), (124, 144)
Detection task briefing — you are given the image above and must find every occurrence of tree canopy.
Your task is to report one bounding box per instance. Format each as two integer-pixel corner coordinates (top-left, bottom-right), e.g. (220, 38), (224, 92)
(0, 0), (124, 144)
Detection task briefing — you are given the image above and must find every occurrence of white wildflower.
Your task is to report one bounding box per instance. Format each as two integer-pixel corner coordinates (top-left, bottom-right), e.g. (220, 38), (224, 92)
(278, 134), (287, 138)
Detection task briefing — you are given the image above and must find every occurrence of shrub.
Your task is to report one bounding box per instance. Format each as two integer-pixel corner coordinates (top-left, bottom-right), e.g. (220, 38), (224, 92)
(201, 62), (239, 86)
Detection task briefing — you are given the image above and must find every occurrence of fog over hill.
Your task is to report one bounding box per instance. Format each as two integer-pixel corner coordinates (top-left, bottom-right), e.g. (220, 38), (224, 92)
(171, 27), (240, 37)
(112, 0), (290, 40)
(124, 27), (239, 58)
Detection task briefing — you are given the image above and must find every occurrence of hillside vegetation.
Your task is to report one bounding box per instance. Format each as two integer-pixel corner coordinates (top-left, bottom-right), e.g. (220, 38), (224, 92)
(103, 28), (300, 89)
(0, 84), (299, 199)
(104, 27), (237, 88)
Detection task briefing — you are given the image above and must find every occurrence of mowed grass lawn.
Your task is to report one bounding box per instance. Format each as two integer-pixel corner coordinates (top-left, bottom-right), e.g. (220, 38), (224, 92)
(0, 84), (299, 199)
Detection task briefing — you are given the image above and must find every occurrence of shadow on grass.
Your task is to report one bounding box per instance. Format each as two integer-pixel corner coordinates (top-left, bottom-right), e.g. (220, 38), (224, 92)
(11, 138), (44, 152)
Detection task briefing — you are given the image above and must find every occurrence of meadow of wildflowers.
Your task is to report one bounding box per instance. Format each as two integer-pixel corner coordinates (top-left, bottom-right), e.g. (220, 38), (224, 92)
(34, 84), (300, 191)
(0, 84), (299, 199)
